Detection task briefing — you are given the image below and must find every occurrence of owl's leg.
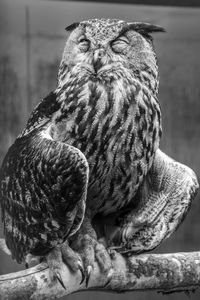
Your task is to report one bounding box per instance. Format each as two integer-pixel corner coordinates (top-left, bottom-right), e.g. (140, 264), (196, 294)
(46, 241), (84, 289)
(70, 216), (113, 287)
(107, 149), (198, 254)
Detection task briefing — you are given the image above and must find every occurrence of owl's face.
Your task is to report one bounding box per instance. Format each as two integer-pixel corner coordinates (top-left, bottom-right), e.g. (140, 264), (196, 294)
(60, 18), (164, 80)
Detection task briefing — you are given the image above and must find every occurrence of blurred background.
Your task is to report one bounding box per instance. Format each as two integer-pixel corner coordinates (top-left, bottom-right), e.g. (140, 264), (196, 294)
(0, 0), (200, 299)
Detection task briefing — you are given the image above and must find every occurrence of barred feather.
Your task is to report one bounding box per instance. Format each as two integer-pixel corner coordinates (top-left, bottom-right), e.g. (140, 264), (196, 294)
(3, 18), (192, 263)
(0, 93), (89, 262)
(52, 55), (161, 215)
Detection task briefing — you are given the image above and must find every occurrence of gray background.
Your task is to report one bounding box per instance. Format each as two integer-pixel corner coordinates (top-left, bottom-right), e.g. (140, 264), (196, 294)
(0, 0), (200, 299)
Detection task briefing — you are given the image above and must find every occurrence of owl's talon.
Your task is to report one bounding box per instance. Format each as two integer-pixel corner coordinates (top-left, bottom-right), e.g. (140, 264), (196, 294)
(86, 265), (93, 288)
(78, 262), (85, 284)
(55, 271), (66, 290)
(25, 263), (29, 269)
(103, 268), (114, 287)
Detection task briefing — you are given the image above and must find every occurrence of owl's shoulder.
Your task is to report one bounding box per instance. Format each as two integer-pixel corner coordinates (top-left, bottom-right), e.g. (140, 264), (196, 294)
(21, 91), (60, 137)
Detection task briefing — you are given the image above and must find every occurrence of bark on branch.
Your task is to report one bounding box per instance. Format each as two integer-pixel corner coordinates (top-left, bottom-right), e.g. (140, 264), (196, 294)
(0, 249), (200, 300)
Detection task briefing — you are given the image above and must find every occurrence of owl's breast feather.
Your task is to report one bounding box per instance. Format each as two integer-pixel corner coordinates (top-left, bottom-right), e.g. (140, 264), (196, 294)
(55, 73), (160, 160)
(49, 72), (161, 214)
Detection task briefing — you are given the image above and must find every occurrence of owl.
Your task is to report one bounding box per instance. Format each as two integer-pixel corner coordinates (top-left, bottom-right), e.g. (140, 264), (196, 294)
(0, 18), (198, 288)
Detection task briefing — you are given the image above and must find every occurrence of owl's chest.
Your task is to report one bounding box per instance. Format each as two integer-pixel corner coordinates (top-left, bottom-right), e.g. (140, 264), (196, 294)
(51, 80), (161, 214)
(53, 80), (138, 166)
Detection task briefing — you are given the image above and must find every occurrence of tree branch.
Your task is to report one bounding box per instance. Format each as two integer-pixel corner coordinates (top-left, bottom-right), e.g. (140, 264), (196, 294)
(0, 249), (200, 300)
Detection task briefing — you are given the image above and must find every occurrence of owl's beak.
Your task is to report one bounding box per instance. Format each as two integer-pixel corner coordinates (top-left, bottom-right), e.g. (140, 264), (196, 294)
(93, 49), (104, 73)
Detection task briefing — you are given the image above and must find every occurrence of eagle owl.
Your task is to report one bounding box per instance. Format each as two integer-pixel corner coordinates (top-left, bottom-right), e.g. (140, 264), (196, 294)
(0, 19), (198, 287)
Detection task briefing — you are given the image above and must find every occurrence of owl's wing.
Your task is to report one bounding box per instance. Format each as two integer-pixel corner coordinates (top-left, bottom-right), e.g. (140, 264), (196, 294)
(106, 149), (199, 252)
(0, 123), (89, 264)
(137, 149), (199, 233)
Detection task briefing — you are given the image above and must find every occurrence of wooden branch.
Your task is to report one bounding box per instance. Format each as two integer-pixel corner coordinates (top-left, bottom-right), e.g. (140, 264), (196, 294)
(0, 250), (200, 300)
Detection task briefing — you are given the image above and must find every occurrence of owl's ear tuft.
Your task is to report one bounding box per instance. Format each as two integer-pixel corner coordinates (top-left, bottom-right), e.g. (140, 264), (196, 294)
(65, 22), (80, 32)
(127, 22), (165, 35)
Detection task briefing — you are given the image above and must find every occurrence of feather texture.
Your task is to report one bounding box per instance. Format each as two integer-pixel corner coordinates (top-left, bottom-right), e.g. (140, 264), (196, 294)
(0, 92), (88, 262)
(0, 19), (198, 264)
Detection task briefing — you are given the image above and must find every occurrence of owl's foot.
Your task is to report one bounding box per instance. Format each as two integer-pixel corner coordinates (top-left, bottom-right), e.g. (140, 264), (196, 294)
(46, 241), (84, 289)
(71, 234), (114, 288)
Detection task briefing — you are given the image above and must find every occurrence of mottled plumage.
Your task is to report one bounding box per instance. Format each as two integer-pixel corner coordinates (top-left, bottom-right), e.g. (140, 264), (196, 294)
(0, 93), (88, 262)
(52, 19), (162, 217)
(0, 18), (198, 286)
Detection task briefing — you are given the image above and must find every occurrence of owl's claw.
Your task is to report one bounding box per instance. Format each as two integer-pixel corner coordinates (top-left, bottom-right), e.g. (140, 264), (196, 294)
(85, 265), (93, 288)
(25, 262), (29, 269)
(55, 271), (66, 290)
(78, 262), (85, 285)
(103, 277), (112, 288)
(46, 247), (67, 289)
(103, 268), (114, 287)
(70, 231), (114, 289)
(47, 242), (86, 289)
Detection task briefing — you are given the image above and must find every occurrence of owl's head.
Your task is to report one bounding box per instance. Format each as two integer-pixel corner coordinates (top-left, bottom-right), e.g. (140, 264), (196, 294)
(59, 18), (164, 82)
